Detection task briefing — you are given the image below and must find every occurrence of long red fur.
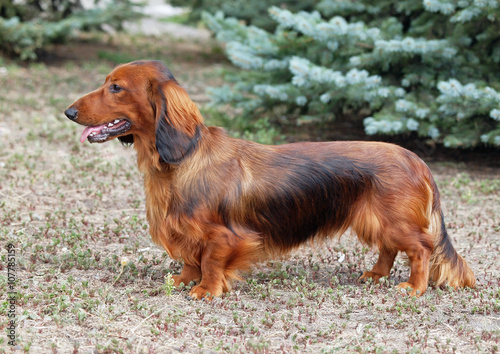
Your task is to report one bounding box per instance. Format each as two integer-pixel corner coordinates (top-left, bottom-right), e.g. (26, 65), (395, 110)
(66, 60), (475, 299)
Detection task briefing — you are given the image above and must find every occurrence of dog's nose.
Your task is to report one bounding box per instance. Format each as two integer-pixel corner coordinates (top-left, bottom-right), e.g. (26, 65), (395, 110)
(64, 107), (78, 121)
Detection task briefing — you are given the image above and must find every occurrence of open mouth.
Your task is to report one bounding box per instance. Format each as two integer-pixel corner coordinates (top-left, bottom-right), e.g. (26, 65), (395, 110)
(80, 119), (132, 143)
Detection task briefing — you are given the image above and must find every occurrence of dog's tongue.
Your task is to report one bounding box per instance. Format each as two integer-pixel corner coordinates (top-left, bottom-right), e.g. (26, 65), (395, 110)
(80, 125), (105, 143)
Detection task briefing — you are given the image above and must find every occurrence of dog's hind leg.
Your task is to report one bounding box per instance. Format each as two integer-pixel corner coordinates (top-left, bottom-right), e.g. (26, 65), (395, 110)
(359, 247), (398, 283)
(396, 231), (433, 297)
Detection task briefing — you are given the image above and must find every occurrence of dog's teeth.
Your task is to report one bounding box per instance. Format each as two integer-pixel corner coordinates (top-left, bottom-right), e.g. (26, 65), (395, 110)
(108, 123), (113, 127)
(114, 120), (120, 124)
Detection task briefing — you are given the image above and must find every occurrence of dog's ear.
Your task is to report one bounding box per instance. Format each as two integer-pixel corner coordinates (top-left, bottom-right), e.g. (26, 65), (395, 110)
(149, 80), (203, 165)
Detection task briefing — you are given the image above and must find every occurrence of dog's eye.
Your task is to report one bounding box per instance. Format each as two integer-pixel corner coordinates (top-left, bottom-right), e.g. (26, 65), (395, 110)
(109, 84), (123, 93)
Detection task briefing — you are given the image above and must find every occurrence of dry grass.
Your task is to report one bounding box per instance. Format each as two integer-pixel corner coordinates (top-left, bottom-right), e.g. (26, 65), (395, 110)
(0, 33), (499, 353)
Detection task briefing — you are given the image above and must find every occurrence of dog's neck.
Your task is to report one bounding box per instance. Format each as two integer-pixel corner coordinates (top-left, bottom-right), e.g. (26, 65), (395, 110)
(133, 123), (211, 174)
(134, 132), (164, 173)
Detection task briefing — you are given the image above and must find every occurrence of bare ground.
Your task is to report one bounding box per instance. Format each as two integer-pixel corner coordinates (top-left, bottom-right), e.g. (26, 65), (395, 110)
(0, 33), (499, 353)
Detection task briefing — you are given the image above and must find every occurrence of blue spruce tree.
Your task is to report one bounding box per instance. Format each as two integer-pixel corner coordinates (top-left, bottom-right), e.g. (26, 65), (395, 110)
(203, 0), (500, 148)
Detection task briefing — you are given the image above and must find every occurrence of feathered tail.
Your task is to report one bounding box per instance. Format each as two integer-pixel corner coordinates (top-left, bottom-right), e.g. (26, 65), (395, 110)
(428, 210), (475, 289)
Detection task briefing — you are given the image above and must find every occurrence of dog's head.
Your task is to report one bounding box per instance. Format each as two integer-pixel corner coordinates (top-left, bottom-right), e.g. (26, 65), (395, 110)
(65, 60), (203, 165)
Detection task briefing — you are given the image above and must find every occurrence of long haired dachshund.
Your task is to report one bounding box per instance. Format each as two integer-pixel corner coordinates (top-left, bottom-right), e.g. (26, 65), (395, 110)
(65, 60), (475, 299)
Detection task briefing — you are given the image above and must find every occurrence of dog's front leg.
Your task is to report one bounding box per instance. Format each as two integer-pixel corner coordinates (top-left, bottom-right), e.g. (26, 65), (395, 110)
(188, 239), (230, 300)
(173, 263), (202, 287)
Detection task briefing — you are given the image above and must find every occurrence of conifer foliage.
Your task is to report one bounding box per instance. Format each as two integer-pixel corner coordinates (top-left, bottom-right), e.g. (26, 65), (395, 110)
(0, 0), (141, 60)
(203, 0), (500, 147)
(168, 0), (317, 31)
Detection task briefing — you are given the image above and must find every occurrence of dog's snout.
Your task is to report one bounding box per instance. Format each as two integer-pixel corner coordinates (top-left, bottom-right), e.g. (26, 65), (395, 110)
(64, 107), (78, 121)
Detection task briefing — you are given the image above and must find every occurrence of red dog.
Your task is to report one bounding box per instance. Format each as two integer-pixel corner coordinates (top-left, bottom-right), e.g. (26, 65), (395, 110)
(65, 60), (475, 299)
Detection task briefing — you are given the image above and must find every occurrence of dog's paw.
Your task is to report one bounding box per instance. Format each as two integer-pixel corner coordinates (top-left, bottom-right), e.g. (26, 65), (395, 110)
(359, 271), (387, 284)
(396, 281), (426, 297)
(173, 274), (200, 287)
(189, 284), (222, 300)
(172, 275), (187, 287)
